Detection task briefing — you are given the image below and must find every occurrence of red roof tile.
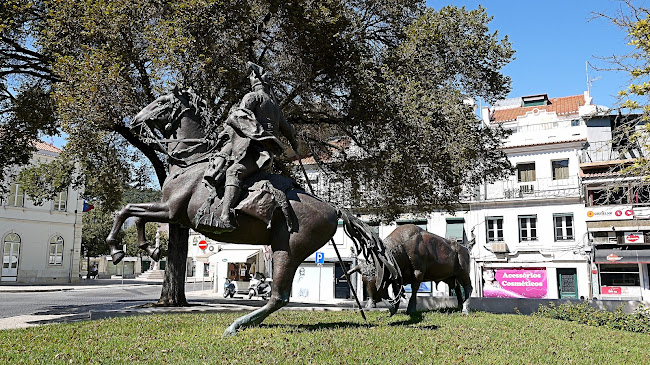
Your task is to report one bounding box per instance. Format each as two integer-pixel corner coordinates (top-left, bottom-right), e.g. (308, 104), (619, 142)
(491, 95), (585, 123)
(34, 141), (62, 154)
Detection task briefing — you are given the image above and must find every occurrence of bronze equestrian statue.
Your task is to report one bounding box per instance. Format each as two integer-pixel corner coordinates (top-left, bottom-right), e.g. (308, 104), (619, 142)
(105, 80), (401, 335)
(347, 224), (472, 314)
(199, 62), (298, 231)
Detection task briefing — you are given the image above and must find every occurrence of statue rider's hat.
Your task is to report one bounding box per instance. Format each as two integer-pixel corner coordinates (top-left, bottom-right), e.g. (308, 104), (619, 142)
(247, 62), (270, 87)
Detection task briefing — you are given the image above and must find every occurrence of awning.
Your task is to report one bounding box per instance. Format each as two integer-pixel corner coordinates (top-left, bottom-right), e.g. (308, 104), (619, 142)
(594, 249), (650, 264)
(217, 249), (261, 263)
(195, 252), (215, 263)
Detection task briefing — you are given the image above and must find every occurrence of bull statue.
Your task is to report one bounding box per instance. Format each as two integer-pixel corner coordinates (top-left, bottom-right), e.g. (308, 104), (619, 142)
(347, 224), (472, 314)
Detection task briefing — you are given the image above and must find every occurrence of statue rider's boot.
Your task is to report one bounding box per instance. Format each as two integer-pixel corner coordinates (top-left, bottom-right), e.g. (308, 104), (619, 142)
(216, 184), (240, 231)
(203, 156), (226, 186)
(138, 242), (161, 262)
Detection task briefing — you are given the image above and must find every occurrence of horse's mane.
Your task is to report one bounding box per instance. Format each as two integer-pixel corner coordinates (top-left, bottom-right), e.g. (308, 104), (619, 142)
(173, 87), (220, 139)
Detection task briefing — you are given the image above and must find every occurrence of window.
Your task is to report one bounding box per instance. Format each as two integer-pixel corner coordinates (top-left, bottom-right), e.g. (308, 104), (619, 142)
(54, 190), (67, 211)
(517, 163), (536, 182)
(571, 119), (580, 127)
(3, 233), (20, 271)
(599, 264), (640, 287)
(552, 160), (569, 180)
(49, 236), (64, 265)
(518, 215), (538, 241)
(397, 220), (427, 231)
(486, 217), (503, 242)
(8, 183), (24, 207)
(554, 214), (574, 241)
(446, 218), (465, 243)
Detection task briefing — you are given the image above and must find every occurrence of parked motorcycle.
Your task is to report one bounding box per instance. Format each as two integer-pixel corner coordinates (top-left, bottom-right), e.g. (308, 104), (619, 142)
(248, 272), (272, 300)
(223, 278), (236, 298)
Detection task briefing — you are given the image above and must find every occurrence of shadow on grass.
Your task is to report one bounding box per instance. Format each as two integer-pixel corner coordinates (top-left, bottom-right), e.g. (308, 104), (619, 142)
(389, 312), (425, 326)
(259, 321), (370, 333)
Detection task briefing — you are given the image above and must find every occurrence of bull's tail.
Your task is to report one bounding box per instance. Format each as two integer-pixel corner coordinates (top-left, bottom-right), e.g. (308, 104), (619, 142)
(339, 209), (403, 314)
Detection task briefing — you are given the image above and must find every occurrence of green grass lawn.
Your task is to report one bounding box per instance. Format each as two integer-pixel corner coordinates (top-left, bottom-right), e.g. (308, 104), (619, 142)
(1, 310), (648, 364)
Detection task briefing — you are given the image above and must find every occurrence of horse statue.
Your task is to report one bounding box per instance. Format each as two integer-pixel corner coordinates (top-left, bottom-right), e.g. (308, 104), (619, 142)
(105, 87), (401, 335)
(347, 224), (472, 314)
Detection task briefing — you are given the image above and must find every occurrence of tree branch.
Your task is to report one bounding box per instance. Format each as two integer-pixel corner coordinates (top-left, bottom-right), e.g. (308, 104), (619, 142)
(112, 124), (168, 186)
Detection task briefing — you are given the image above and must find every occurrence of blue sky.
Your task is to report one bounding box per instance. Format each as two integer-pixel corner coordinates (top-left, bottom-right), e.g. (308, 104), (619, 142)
(431, 0), (633, 109)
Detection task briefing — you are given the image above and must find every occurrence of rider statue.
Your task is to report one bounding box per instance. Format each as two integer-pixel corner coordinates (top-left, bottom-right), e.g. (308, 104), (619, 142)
(199, 62), (299, 231)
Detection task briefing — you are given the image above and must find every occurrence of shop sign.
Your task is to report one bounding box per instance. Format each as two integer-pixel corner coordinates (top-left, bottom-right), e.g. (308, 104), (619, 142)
(585, 206), (633, 221)
(624, 232), (645, 244)
(601, 286), (641, 296)
(601, 286), (622, 295)
(483, 268), (547, 298)
(606, 254), (622, 262)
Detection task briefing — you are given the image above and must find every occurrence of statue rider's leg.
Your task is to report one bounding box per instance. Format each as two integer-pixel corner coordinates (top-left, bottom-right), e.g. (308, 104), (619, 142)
(218, 149), (263, 229)
(219, 166), (244, 230)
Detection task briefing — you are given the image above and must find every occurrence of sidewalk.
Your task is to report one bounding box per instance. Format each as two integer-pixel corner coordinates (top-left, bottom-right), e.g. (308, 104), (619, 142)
(0, 277), (163, 293)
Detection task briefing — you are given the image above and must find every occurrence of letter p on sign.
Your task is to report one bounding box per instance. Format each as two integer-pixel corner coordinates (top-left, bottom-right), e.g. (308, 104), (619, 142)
(315, 252), (324, 264)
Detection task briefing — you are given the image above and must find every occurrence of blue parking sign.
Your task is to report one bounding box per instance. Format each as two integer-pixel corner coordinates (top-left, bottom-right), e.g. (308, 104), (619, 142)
(315, 252), (324, 264)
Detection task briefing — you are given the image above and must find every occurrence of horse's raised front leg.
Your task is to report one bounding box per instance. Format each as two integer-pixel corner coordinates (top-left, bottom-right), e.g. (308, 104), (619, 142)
(224, 249), (295, 336)
(106, 202), (171, 264)
(134, 217), (161, 262)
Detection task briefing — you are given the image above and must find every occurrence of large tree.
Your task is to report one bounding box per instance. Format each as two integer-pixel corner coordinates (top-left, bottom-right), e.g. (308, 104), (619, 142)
(594, 1), (650, 181)
(0, 0), (60, 190)
(10, 0), (514, 305)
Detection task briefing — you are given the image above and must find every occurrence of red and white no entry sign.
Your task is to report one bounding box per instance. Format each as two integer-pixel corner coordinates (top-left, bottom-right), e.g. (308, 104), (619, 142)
(198, 240), (208, 250)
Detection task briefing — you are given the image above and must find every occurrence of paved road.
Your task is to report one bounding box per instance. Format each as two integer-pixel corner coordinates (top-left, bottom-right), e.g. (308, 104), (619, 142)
(0, 280), (360, 329)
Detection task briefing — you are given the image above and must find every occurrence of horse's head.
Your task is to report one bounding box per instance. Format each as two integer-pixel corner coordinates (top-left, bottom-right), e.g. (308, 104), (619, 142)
(131, 87), (211, 142)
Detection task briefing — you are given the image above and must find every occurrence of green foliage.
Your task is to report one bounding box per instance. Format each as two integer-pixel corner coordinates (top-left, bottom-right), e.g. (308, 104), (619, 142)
(121, 187), (162, 205)
(81, 204), (118, 257)
(1, 311), (650, 363)
(535, 301), (650, 334)
(122, 222), (169, 256)
(18, 0), (515, 220)
(0, 0), (59, 188)
(16, 157), (73, 205)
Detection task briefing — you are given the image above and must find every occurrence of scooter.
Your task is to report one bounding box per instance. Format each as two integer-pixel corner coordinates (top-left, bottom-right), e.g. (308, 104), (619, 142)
(248, 272), (272, 300)
(223, 278), (236, 298)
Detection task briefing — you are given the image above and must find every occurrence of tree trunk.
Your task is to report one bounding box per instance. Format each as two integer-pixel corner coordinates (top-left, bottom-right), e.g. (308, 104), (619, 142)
(157, 223), (189, 306)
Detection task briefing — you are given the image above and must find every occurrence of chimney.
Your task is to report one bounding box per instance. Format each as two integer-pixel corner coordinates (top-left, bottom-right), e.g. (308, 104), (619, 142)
(584, 90), (593, 105)
(481, 106), (491, 127)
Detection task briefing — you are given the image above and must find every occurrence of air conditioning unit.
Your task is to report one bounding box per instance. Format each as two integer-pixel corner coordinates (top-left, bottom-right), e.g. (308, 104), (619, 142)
(609, 237), (624, 245)
(520, 184), (535, 194)
(491, 242), (508, 253)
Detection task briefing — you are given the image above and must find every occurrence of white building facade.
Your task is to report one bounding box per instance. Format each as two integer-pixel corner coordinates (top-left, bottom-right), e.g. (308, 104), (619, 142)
(463, 93), (597, 300)
(201, 90), (650, 303)
(0, 142), (84, 284)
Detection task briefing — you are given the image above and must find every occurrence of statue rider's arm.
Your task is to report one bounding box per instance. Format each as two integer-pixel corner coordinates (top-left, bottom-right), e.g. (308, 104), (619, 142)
(279, 113), (299, 151)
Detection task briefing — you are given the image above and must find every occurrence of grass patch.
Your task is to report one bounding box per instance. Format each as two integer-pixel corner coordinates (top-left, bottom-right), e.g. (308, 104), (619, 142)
(1, 310), (649, 364)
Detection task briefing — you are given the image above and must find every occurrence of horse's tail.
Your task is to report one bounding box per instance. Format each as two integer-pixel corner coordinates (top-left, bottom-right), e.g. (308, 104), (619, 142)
(338, 209), (403, 301)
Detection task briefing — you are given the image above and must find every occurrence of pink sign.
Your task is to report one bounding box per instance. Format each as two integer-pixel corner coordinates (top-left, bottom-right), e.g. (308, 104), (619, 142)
(483, 268), (548, 298)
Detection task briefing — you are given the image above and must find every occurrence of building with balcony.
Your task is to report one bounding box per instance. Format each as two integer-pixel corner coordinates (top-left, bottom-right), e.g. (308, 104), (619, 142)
(580, 113), (650, 301)
(0, 142), (84, 284)
(461, 92), (604, 300)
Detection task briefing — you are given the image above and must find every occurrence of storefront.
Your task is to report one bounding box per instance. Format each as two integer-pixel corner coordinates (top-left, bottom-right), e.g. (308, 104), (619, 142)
(479, 263), (588, 299)
(482, 267), (549, 299)
(593, 248), (650, 300)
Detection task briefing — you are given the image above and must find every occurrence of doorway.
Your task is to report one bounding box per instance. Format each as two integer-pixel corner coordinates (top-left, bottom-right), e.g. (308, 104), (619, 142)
(557, 268), (578, 299)
(334, 262), (351, 299)
(2, 233), (21, 282)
